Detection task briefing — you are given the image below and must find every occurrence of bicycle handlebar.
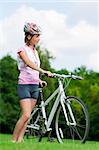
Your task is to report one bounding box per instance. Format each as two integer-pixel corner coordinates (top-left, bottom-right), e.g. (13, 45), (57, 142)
(53, 73), (83, 80)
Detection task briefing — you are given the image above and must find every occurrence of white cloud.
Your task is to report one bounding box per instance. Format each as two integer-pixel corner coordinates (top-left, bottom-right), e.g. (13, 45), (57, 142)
(0, 5), (98, 71)
(87, 48), (99, 71)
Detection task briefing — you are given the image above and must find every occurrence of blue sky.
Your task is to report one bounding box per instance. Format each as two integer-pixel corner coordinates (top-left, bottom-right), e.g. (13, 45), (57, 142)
(0, 1), (98, 25)
(0, 0), (98, 71)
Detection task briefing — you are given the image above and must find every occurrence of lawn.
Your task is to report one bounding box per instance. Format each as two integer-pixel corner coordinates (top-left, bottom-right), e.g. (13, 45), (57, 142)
(0, 134), (99, 150)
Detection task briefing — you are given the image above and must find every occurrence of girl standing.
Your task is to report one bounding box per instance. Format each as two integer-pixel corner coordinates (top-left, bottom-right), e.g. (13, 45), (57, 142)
(12, 22), (53, 142)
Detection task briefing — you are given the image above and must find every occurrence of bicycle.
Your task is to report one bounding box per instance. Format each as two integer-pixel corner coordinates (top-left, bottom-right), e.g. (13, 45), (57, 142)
(25, 73), (90, 144)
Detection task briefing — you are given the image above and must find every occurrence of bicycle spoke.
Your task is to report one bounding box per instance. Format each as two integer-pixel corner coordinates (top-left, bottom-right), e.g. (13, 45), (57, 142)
(77, 124), (86, 129)
(69, 125), (82, 140)
(69, 126), (75, 140)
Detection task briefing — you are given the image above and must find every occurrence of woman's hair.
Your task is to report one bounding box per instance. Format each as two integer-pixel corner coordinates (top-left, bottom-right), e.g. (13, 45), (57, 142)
(24, 33), (33, 46)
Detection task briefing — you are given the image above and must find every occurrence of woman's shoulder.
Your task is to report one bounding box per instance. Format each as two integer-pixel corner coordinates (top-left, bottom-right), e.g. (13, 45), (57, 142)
(17, 45), (27, 53)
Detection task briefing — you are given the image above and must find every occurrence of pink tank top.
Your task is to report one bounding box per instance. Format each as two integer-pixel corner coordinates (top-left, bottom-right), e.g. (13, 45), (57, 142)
(17, 45), (40, 85)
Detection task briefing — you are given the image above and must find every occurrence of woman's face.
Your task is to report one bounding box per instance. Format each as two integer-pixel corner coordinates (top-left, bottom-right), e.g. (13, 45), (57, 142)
(30, 34), (40, 46)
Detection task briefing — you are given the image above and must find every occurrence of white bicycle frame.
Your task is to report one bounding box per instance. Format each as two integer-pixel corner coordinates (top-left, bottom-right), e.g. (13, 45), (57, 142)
(31, 78), (77, 131)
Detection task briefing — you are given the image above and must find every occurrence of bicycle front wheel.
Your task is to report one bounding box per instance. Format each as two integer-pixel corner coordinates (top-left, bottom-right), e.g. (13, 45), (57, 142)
(55, 96), (90, 143)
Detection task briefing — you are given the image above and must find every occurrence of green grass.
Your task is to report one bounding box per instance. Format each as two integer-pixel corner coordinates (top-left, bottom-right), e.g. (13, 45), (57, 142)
(0, 134), (99, 150)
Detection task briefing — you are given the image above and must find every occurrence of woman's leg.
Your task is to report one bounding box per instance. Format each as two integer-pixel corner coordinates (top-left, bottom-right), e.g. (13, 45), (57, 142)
(12, 99), (33, 142)
(16, 99), (37, 142)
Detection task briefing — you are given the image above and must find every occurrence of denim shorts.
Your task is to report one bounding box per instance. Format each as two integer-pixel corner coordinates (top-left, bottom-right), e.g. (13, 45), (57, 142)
(17, 84), (39, 100)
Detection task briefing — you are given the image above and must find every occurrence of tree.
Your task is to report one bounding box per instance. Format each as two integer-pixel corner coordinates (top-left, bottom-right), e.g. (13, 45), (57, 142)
(0, 55), (19, 133)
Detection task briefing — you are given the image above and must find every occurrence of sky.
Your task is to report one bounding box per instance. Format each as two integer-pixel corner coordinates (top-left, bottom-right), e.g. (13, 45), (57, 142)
(0, 0), (99, 71)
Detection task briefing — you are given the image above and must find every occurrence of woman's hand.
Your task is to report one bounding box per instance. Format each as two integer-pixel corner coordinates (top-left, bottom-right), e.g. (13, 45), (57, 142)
(44, 71), (54, 77)
(39, 80), (47, 87)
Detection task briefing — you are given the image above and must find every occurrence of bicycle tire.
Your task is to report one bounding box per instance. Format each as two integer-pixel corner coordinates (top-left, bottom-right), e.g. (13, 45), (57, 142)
(55, 96), (90, 143)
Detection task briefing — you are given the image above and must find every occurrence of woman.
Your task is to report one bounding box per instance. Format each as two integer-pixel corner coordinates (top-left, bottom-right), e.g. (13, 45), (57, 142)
(12, 22), (53, 142)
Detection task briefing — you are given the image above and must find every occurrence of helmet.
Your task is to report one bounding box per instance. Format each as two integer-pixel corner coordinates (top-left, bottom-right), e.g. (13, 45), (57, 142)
(24, 22), (41, 35)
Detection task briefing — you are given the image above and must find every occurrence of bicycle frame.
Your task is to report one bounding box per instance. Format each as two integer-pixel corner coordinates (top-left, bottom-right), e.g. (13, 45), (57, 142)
(39, 78), (76, 130)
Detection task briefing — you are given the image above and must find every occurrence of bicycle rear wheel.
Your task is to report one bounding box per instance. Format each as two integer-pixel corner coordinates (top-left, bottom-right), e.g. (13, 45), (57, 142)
(55, 96), (90, 143)
(26, 106), (42, 140)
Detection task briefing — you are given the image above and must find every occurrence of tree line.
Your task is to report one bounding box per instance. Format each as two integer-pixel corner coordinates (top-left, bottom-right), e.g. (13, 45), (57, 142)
(0, 46), (99, 141)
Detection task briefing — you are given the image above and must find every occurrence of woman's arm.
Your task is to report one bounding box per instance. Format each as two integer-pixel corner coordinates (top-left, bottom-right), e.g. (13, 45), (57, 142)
(18, 51), (53, 76)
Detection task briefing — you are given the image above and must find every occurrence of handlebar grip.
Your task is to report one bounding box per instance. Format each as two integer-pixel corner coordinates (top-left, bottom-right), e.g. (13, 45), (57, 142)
(72, 75), (83, 80)
(44, 72), (48, 76)
(39, 82), (46, 88)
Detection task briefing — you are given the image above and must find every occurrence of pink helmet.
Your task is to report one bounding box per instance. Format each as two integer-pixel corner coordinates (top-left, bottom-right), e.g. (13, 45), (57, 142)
(24, 22), (41, 35)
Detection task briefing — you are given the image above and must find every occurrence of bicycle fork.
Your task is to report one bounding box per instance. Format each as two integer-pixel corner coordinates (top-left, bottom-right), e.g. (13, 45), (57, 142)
(59, 79), (76, 126)
(61, 98), (76, 126)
